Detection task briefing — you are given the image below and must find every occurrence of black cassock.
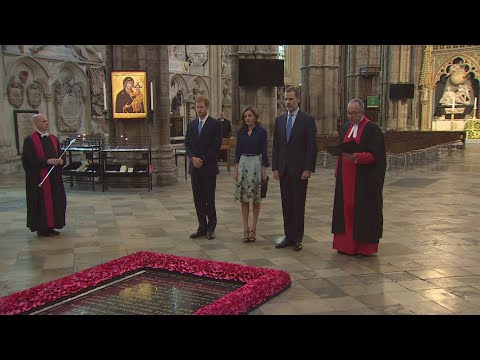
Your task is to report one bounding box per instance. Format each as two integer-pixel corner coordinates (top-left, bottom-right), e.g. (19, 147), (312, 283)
(332, 121), (386, 243)
(22, 133), (66, 232)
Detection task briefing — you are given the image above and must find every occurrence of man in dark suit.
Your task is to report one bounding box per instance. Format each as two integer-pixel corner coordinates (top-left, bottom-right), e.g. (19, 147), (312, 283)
(272, 86), (317, 251)
(185, 95), (222, 240)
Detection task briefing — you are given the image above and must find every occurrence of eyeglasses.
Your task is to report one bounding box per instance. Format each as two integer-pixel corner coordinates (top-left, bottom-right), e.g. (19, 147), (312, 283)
(347, 111), (363, 116)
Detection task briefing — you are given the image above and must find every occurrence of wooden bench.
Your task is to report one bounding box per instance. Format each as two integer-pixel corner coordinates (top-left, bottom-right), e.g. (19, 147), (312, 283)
(220, 138), (231, 172)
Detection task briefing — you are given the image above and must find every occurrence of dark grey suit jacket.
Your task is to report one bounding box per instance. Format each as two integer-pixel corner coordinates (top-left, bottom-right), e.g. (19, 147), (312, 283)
(272, 109), (317, 178)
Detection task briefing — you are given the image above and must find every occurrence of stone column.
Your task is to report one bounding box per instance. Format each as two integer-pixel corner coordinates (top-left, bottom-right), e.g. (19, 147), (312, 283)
(346, 45), (358, 101)
(237, 45), (277, 157)
(230, 45), (240, 126)
(0, 50), (9, 171)
(149, 45), (177, 186)
(379, 45), (392, 130)
(388, 45), (415, 130)
(307, 45), (341, 134)
(208, 45), (222, 118)
(301, 45), (311, 113)
(105, 45), (115, 136)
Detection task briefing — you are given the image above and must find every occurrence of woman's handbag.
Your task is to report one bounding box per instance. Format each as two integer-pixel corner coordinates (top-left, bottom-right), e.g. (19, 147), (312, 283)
(261, 176), (269, 198)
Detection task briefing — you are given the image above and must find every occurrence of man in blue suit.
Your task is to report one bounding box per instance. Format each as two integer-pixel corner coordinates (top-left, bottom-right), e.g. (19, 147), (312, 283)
(185, 95), (222, 240)
(272, 86), (317, 251)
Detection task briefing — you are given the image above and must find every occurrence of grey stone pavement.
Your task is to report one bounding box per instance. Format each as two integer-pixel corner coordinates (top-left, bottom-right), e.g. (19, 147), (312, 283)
(1, 144), (479, 314)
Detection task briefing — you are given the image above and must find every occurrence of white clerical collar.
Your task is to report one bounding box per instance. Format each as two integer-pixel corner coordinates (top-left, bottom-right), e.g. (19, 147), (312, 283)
(347, 117), (365, 139)
(36, 130), (49, 138)
(347, 124), (358, 139)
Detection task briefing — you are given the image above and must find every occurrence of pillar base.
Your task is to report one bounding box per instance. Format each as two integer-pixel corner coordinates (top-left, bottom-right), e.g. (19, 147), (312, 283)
(151, 144), (178, 186)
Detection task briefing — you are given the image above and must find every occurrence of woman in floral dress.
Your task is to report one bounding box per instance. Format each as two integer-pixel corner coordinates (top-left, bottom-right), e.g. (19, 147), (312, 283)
(234, 105), (269, 242)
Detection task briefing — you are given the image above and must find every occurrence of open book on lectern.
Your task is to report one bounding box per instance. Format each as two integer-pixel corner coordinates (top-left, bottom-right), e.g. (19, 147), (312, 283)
(325, 140), (361, 156)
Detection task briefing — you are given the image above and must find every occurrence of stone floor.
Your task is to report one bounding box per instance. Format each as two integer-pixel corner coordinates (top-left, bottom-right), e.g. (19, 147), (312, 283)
(1, 144), (479, 315)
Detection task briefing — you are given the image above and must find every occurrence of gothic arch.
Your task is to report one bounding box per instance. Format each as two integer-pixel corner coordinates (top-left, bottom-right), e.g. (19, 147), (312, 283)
(188, 76), (209, 101)
(4, 56), (50, 95)
(433, 55), (480, 84)
(169, 73), (188, 99)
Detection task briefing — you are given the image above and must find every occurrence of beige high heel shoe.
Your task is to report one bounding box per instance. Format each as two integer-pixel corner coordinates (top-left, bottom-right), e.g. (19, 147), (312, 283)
(249, 228), (256, 242)
(243, 228), (250, 243)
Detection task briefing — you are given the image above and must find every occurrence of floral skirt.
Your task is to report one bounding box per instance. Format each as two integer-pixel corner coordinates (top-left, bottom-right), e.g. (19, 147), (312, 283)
(234, 155), (262, 203)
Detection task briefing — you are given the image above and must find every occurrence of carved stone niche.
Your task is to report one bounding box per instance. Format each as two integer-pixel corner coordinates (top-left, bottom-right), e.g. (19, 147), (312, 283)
(186, 45), (209, 67)
(26, 82), (43, 108)
(7, 76), (24, 108)
(54, 76), (84, 132)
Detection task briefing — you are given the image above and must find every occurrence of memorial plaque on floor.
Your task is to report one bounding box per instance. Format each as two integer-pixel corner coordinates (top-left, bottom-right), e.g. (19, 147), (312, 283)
(31, 269), (244, 315)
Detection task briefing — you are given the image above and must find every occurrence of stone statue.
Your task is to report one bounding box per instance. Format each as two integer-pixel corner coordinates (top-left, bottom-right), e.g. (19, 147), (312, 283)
(70, 45), (102, 62)
(455, 84), (472, 105)
(170, 91), (182, 114)
(439, 59), (472, 106)
(439, 86), (456, 106)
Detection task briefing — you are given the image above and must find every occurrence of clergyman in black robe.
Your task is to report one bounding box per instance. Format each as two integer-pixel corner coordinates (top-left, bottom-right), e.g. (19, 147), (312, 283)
(22, 114), (67, 237)
(332, 98), (386, 256)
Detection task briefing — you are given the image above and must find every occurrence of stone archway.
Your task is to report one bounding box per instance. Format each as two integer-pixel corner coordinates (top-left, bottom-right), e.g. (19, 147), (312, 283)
(419, 46), (480, 131)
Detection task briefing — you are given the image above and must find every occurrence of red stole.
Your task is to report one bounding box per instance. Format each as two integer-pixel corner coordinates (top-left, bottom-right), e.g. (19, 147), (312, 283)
(343, 117), (370, 143)
(30, 132), (59, 228)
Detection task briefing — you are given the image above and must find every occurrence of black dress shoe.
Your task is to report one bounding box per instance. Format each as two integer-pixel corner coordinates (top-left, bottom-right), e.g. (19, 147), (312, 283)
(275, 238), (292, 248)
(49, 229), (60, 236)
(206, 231), (215, 240)
(190, 230), (207, 239)
(293, 242), (303, 251)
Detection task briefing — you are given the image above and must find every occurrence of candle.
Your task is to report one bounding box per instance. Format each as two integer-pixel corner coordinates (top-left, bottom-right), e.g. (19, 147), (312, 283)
(103, 82), (107, 110)
(150, 82), (154, 111)
(474, 97), (478, 110)
(452, 95), (455, 110)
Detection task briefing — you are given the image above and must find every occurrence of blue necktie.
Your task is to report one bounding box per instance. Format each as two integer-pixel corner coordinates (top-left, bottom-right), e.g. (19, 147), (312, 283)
(198, 120), (203, 135)
(286, 113), (293, 141)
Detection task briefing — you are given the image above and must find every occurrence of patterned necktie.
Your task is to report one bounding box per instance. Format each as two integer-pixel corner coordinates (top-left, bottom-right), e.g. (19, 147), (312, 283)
(198, 119), (203, 135)
(286, 113), (293, 141)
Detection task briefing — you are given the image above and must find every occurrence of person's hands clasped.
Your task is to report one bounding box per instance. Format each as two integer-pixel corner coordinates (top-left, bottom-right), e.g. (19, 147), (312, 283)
(262, 169), (268, 181)
(300, 170), (311, 181)
(273, 170), (279, 180)
(191, 156), (203, 168)
(233, 170), (239, 181)
(47, 158), (63, 166)
(342, 153), (357, 162)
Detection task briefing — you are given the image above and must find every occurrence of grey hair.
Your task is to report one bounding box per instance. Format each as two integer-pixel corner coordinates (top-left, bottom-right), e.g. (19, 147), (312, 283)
(33, 113), (46, 123)
(348, 98), (365, 111)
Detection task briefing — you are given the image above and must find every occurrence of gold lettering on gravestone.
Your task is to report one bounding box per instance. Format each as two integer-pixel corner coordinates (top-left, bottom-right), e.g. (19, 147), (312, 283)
(39, 270), (243, 315)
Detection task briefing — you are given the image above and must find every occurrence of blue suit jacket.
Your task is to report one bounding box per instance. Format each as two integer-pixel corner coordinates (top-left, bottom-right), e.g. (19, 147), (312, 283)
(184, 116), (222, 176)
(272, 109), (317, 178)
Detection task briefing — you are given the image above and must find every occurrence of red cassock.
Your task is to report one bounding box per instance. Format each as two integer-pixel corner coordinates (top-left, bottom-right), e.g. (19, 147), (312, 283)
(332, 117), (386, 255)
